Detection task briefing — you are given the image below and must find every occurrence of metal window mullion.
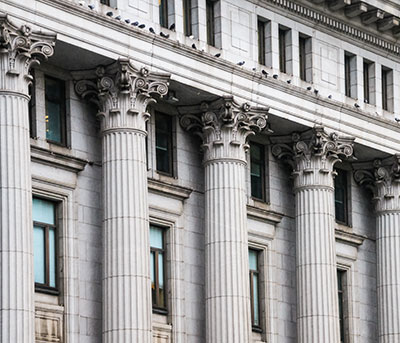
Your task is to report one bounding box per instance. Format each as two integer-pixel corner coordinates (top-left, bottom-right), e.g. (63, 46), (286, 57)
(155, 250), (160, 307)
(45, 225), (50, 287)
(250, 271), (255, 325)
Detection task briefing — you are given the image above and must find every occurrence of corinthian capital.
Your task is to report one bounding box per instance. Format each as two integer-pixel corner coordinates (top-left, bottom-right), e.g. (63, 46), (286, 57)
(354, 155), (400, 212)
(74, 58), (170, 133)
(179, 96), (269, 163)
(272, 126), (355, 189)
(0, 13), (56, 92)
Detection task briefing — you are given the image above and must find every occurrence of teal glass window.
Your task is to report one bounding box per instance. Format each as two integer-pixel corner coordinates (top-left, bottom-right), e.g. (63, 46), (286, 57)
(155, 112), (173, 175)
(250, 143), (265, 200)
(249, 249), (261, 330)
(150, 225), (166, 312)
(334, 169), (348, 224)
(45, 76), (66, 145)
(33, 197), (57, 292)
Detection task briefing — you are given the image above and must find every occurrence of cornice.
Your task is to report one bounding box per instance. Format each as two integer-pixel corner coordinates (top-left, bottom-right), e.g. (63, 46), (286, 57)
(335, 227), (366, 246)
(246, 204), (284, 224)
(148, 179), (193, 201)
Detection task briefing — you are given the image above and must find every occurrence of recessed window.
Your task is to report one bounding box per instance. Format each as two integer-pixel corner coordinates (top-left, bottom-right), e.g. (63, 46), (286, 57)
(206, 0), (215, 46)
(363, 60), (375, 105)
(299, 34), (312, 82)
(250, 143), (265, 201)
(249, 249), (261, 331)
(183, 0), (192, 36)
(334, 169), (348, 224)
(382, 67), (393, 112)
(45, 76), (66, 145)
(337, 269), (347, 343)
(344, 52), (357, 98)
(150, 225), (166, 312)
(159, 0), (169, 28)
(258, 19), (266, 66)
(155, 112), (173, 175)
(33, 197), (58, 293)
(279, 26), (292, 74)
(28, 71), (36, 139)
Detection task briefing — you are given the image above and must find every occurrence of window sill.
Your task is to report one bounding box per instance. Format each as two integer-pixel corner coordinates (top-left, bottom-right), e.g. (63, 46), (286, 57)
(152, 307), (168, 315)
(35, 285), (60, 296)
(148, 178), (192, 201)
(246, 202), (284, 225)
(335, 224), (366, 246)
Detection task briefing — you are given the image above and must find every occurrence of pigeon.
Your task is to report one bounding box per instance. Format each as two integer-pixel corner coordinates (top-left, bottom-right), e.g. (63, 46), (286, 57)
(328, 95), (332, 99)
(261, 70), (268, 76)
(287, 80), (291, 84)
(106, 11), (113, 17)
(192, 43), (197, 49)
(237, 61), (245, 66)
(306, 86), (312, 91)
(138, 24), (146, 29)
(149, 27), (156, 34)
(169, 23), (175, 31)
(354, 103), (360, 108)
(252, 68), (257, 71)
(273, 74), (278, 79)
(364, 99), (369, 104)
(88, 4), (95, 10)
(79, 0), (85, 5)
(395, 117), (400, 123)
(115, 15), (121, 20)
(124, 19), (131, 24)
(314, 89), (319, 95)
(215, 53), (221, 58)
(160, 32), (170, 38)
(132, 21), (139, 26)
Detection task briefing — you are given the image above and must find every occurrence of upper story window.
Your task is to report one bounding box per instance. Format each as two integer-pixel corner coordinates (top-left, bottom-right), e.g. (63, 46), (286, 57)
(250, 143), (265, 201)
(150, 225), (167, 312)
(299, 34), (312, 82)
(382, 66), (393, 112)
(100, 0), (110, 5)
(183, 0), (192, 36)
(344, 52), (357, 99)
(155, 112), (173, 176)
(279, 26), (292, 74)
(249, 249), (261, 331)
(28, 72), (36, 139)
(159, 0), (169, 28)
(363, 59), (375, 105)
(334, 169), (348, 225)
(45, 75), (66, 146)
(33, 197), (58, 294)
(206, 0), (221, 48)
(258, 19), (266, 66)
(337, 269), (348, 343)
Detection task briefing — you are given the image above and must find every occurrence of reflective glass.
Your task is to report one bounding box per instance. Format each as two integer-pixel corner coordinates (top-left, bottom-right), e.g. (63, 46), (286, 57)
(49, 228), (56, 288)
(249, 249), (258, 270)
(34, 226), (45, 284)
(253, 274), (259, 325)
(150, 226), (163, 249)
(33, 198), (55, 225)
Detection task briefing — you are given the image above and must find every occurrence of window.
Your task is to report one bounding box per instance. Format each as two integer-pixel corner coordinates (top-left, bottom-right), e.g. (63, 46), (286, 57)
(344, 52), (356, 98)
(29, 70), (36, 139)
(183, 0), (192, 36)
(363, 61), (370, 104)
(150, 225), (166, 312)
(33, 197), (58, 293)
(45, 76), (66, 145)
(299, 34), (312, 82)
(258, 19), (266, 65)
(363, 59), (376, 105)
(250, 143), (265, 201)
(100, 0), (110, 5)
(206, 0), (215, 46)
(159, 0), (169, 28)
(337, 269), (347, 343)
(334, 169), (348, 224)
(249, 249), (261, 331)
(382, 67), (393, 112)
(279, 28), (287, 73)
(155, 112), (173, 175)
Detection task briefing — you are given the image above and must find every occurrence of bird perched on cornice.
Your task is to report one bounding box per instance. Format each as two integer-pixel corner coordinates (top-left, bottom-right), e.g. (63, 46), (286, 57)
(328, 95), (332, 99)
(169, 23), (175, 31)
(395, 117), (400, 123)
(138, 24), (146, 29)
(106, 11), (113, 17)
(124, 19), (131, 24)
(306, 86), (312, 90)
(88, 4), (95, 10)
(160, 32), (170, 38)
(149, 27), (156, 34)
(215, 53), (221, 57)
(132, 21), (139, 26)
(287, 79), (291, 84)
(273, 74), (278, 79)
(314, 89), (319, 95)
(192, 43), (197, 49)
(262, 70), (268, 77)
(237, 61), (245, 66)
(354, 103), (360, 108)
(79, 0), (85, 5)
(115, 15), (121, 20)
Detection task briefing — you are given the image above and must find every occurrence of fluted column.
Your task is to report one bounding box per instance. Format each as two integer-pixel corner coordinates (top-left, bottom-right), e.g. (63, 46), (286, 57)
(355, 156), (400, 343)
(272, 127), (354, 343)
(0, 14), (55, 343)
(75, 60), (169, 342)
(181, 97), (269, 342)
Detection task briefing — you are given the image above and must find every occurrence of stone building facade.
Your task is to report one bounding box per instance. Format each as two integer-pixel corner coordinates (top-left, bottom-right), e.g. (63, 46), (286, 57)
(0, 0), (399, 342)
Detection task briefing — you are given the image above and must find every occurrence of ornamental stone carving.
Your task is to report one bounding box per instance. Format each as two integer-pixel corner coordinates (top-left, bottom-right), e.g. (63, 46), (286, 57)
(75, 58), (170, 133)
(272, 126), (355, 189)
(0, 13), (56, 93)
(354, 155), (400, 213)
(180, 96), (270, 163)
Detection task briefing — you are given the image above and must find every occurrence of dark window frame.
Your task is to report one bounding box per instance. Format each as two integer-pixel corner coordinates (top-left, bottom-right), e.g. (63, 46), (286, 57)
(159, 0), (169, 29)
(100, 0), (110, 5)
(250, 142), (266, 201)
(206, 0), (215, 46)
(155, 111), (174, 176)
(363, 61), (370, 104)
(44, 75), (67, 147)
(258, 19), (266, 66)
(279, 27), (288, 73)
(344, 54), (352, 98)
(183, 0), (192, 36)
(150, 225), (167, 314)
(382, 67), (389, 111)
(249, 248), (262, 332)
(334, 169), (348, 225)
(337, 269), (347, 343)
(28, 70), (37, 139)
(33, 198), (59, 295)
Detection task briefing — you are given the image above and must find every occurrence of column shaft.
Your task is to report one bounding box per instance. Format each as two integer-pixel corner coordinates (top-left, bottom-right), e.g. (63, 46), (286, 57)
(102, 130), (152, 342)
(377, 212), (400, 343)
(296, 186), (339, 343)
(205, 160), (250, 343)
(0, 92), (34, 342)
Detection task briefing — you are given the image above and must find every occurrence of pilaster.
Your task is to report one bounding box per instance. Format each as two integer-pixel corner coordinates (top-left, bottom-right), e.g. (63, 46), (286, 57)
(354, 156), (400, 343)
(0, 14), (55, 343)
(75, 59), (170, 343)
(272, 127), (355, 343)
(181, 96), (269, 343)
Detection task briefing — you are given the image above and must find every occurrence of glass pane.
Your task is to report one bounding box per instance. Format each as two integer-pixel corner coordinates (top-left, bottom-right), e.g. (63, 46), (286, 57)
(251, 144), (261, 160)
(150, 226), (163, 249)
(49, 228), (56, 287)
(46, 101), (62, 142)
(249, 249), (258, 271)
(33, 198), (55, 225)
(251, 162), (261, 177)
(253, 274), (259, 326)
(158, 252), (165, 307)
(150, 251), (156, 305)
(34, 226), (45, 284)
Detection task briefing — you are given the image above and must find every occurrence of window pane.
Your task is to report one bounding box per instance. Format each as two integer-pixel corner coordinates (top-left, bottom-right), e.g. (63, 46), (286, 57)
(334, 170), (347, 223)
(250, 143), (265, 200)
(249, 249), (258, 271)
(155, 113), (172, 175)
(150, 226), (163, 249)
(33, 198), (55, 225)
(34, 226), (45, 284)
(158, 252), (165, 307)
(45, 77), (64, 144)
(150, 251), (156, 304)
(49, 228), (56, 288)
(253, 274), (259, 326)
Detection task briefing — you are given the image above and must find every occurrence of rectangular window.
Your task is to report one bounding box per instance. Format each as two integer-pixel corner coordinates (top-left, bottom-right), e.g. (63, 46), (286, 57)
(249, 249), (261, 331)
(100, 0), (110, 5)
(45, 76), (66, 145)
(258, 19), (266, 66)
(299, 34), (312, 82)
(206, 0), (215, 46)
(33, 197), (58, 293)
(159, 0), (169, 28)
(344, 52), (356, 98)
(334, 169), (348, 224)
(279, 28), (287, 73)
(28, 71), (36, 139)
(155, 112), (173, 175)
(337, 269), (347, 343)
(382, 68), (388, 110)
(382, 67), (393, 112)
(183, 0), (192, 36)
(250, 143), (265, 201)
(150, 225), (166, 312)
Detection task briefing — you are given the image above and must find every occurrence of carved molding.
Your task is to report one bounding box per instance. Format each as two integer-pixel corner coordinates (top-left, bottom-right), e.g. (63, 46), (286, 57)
(74, 58), (170, 133)
(354, 154), (400, 213)
(0, 13), (56, 92)
(180, 96), (270, 163)
(272, 126), (355, 189)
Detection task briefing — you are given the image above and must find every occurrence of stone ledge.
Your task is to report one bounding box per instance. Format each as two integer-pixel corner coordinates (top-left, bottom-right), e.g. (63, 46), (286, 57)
(247, 204), (284, 224)
(335, 227), (366, 246)
(148, 178), (193, 201)
(31, 145), (88, 173)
